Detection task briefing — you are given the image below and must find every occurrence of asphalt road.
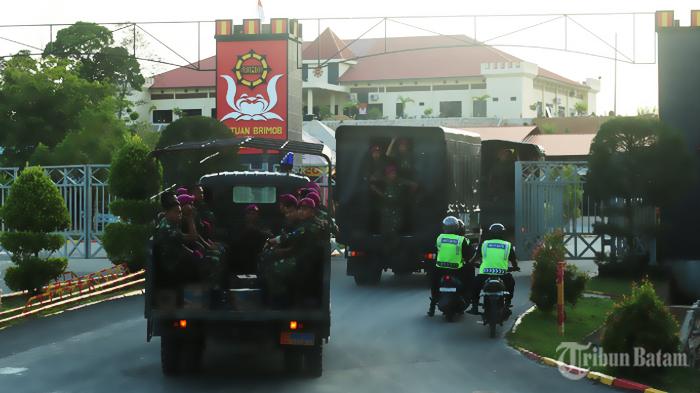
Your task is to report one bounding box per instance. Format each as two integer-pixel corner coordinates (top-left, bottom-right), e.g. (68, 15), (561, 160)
(0, 258), (611, 393)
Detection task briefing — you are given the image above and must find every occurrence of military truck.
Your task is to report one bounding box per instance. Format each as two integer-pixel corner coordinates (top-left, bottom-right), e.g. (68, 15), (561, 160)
(145, 138), (332, 377)
(335, 125), (481, 285)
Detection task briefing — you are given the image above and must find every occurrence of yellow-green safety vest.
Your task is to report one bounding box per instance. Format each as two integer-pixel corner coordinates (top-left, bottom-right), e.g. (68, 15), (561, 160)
(479, 239), (511, 275)
(436, 234), (468, 270)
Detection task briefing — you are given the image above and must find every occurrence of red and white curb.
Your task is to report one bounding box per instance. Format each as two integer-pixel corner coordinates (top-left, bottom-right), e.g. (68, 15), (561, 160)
(515, 347), (667, 393)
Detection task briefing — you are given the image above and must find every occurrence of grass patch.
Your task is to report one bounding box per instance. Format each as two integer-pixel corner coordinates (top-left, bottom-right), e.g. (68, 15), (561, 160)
(585, 277), (667, 298)
(508, 297), (614, 359)
(0, 294), (30, 312)
(508, 296), (700, 393)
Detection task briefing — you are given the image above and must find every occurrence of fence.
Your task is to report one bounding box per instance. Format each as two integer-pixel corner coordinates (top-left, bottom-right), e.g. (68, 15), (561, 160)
(515, 161), (605, 260)
(0, 165), (113, 259)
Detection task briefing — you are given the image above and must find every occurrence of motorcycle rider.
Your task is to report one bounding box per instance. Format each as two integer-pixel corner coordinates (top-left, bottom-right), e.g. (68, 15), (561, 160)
(427, 216), (474, 317)
(468, 223), (519, 315)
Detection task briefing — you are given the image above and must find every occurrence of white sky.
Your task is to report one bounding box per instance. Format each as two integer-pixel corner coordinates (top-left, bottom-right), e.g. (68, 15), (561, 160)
(0, 0), (696, 115)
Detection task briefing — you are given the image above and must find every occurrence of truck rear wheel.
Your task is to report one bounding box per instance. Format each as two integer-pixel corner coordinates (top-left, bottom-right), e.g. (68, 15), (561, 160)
(304, 344), (323, 378)
(353, 265), (382, 286)
(161, 336), (183, 376)
(284, 348), (303, 374)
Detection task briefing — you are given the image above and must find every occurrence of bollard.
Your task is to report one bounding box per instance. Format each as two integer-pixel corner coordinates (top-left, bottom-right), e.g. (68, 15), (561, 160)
(556, 261), (566, 335)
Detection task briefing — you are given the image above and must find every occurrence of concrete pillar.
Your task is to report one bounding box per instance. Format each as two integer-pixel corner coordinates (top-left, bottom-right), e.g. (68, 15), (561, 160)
(330, 94), (336, 115)
(307, 89), (314, 115)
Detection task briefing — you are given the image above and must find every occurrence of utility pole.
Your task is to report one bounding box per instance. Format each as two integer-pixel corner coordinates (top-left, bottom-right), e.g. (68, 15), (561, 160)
(614, 33), (618, 115)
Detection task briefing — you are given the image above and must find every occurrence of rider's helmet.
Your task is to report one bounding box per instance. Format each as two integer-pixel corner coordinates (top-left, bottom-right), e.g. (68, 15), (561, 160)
(457, 219), (466, 236)
(488, 223), (507, 240)
(442, 216), (460, 234)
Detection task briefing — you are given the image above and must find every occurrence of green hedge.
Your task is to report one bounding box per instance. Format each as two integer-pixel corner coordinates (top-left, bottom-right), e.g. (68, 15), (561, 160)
(109, 199), (160, 225)
(102, 222), (152, 272)
(108, 135), (162, 200)
(4, 257), (68, 293)
(0, 232), (64, 256)
(530, 230), (589, 313)
(602, 280), (680, 376)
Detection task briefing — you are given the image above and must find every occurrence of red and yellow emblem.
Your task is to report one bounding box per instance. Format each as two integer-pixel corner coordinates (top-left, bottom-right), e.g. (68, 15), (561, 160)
(234, 50), (271, 89)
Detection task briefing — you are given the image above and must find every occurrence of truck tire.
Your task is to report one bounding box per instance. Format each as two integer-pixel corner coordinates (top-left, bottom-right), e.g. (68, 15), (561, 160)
(353, 265), (382, 286)
(304, 344), (323, 378)
(284, 348), (303, 374)
(161, 336), (183, 376)
(181, 338), (205, 373)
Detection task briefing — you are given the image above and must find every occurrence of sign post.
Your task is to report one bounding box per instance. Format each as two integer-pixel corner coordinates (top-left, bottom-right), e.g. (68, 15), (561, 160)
(557, 261), (566, 336)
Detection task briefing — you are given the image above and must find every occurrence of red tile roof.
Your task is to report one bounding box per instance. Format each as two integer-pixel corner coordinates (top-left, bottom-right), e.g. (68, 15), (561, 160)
(302, 28), (355, 60)
(150, 57), (216, 89)
(526, 134), (596, 157)
(150, 29), (583, 89)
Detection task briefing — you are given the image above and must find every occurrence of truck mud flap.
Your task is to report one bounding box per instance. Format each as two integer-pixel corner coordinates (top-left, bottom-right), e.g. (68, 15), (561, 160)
(147, 318), (154, 342)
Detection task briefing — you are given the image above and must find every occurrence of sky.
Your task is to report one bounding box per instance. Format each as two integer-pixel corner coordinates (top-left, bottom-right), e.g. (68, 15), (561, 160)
(0, 0), (696, 116)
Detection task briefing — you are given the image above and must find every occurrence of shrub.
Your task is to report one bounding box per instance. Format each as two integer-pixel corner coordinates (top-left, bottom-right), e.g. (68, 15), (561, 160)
(109, 135), (161, 200)
(0, 166), (69, 293)
(156, 116), (238, 186)
(530, 230), (589, 312)
(602, 280), (680, 376)
(4, 257), (68, 293)
(102, 222), (152, 272)
(103, 136), (162, 271)
(1, 167), (69, 232)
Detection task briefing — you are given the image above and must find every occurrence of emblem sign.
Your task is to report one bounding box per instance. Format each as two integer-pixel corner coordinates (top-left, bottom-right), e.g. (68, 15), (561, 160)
(216, 41), (288, 140)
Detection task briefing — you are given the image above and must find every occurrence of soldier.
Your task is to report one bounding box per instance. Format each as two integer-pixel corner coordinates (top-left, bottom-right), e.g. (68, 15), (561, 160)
(154, 199), (203, 293)
(371, 164), (406, 253)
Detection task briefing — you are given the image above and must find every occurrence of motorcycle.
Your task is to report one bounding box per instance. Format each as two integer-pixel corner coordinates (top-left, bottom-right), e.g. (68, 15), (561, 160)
(479, 266), (520, 338)
(437, 272), (468, 322)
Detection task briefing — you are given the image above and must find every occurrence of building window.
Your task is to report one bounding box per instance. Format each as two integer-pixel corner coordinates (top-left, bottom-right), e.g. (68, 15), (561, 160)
(473, 100), (487, 117)
(432, 84), (469, 91)
(302, 64), (308, 82)
(492, 97), (499, 102)
(153, 110), (173, 124)
(182, 109), (202, 117)
(175, 93), (208, 99)
(439, 101), (462, 118)
(151, 93), (174, 100)
(328, 63), (339, 85)
(471, 83), (487, 89)
(510, 96), (517, 101)
(419, 102), (425, 106)
(385, 86), (430, 93)
(211, 108), (217, 118)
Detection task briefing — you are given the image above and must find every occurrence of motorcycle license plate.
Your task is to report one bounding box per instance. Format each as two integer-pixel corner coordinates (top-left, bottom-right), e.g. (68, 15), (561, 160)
(280, 332), (315, 346)
(439, 287), (457, 293)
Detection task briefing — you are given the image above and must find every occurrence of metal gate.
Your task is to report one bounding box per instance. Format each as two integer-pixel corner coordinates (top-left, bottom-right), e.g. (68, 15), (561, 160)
(514, 161), (606, 260)
(0, 165), (113, 259)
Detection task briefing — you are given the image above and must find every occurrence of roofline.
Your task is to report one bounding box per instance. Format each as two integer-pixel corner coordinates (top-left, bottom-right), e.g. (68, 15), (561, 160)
(339, 75), (486, 84)
(534, 75), (588, 89)
(149, 85), (215, 90)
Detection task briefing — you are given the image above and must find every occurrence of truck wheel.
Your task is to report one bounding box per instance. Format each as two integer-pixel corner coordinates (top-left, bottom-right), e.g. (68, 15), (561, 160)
(181, 338), (205, 373)
(284, 348), (303, 374)
(161, 336), (183, 376)
(304, 344), (323, 378)
(353, 265), (382, 286)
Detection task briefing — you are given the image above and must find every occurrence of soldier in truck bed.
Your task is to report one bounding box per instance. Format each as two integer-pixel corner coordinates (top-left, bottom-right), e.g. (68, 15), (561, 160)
(154, 198), (204, 290)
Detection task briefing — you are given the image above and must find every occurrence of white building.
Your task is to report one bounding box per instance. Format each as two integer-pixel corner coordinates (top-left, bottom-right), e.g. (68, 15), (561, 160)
(135, 28), (599, 126)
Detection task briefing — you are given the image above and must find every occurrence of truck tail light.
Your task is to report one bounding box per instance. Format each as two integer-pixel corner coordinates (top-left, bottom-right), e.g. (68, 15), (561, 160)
(348, 251), (365, 257)
(424, 253), (437, 260)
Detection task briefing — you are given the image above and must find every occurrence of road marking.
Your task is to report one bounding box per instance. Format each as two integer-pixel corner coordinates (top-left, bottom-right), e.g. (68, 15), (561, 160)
(0, 367), (27, 375)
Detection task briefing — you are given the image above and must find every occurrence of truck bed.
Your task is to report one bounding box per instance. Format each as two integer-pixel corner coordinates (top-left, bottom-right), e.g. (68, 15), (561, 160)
(151, 308), (328, 322)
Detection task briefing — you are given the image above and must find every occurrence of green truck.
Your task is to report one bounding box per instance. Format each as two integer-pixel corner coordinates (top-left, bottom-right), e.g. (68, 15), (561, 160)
(145, 138), (332, 377)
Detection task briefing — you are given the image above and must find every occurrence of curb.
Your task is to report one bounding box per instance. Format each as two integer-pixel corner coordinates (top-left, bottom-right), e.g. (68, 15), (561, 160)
(514, 347), (667, 393)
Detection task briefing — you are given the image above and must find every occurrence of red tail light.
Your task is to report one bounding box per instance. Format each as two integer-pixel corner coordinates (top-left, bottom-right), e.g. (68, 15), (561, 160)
(443, 275), (451, 281)
(348, 250), (365, 257)
(424, 253), (436, 260)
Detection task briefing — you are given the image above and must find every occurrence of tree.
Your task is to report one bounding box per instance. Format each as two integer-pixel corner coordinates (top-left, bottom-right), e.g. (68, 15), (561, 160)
(574, 102), (588, 116)
(0, 167), (70, 293)
(587, 117), (695, 260)
(103, 135), (162, 271)
(156, 116), (239, 186)
(423, 108), (433, 117)
(44, 22), (145, 119)
(0, 52), (118, 166)
(29, 98), (128, 165)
